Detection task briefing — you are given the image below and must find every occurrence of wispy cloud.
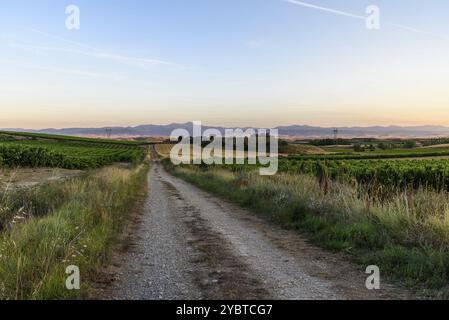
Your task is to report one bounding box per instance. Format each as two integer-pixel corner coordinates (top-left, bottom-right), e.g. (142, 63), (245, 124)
(9, 43), (170, 66)
(40, 66), (104, 78)
(10, 27), (172, 68)
(284, 0), (449, 40)
(1, 58), (110, 79)
(26, 28), (97, 50)
(387, 22), (449, 40)
(0, 28), (172, 80)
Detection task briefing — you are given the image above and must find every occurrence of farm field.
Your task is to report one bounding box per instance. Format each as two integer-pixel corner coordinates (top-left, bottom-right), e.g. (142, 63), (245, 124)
(157, 141), (449, 193)
(0, 167), (84, 190)
(290, 148), (449, 160)
(154, 143), (173, 158)
(0, 164), (149, 299)
(0, 132), (151, 299)
(278, 158), (449, 192)
(3, 133), (449, 299)
(159, 140), (449, 298)
(0, 130), (146, 146)
(0, 132), (146, 169)
(156, 141), (326, 158)
(155, 143), (277, 160)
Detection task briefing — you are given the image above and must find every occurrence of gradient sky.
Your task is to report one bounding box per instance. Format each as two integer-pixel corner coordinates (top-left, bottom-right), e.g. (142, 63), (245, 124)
(1, 0), (449, 129)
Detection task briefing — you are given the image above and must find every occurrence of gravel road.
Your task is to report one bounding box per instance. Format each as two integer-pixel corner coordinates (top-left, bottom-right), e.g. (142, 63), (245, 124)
(106, 163), (411, 300)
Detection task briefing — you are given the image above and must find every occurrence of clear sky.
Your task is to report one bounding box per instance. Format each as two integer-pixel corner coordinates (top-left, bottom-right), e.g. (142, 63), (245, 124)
(1, 0), (449, 129)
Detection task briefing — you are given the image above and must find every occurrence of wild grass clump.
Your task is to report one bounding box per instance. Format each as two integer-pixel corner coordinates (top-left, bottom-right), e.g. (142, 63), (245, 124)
(0, 164), (148, 300)
(164, 160), (449, 297)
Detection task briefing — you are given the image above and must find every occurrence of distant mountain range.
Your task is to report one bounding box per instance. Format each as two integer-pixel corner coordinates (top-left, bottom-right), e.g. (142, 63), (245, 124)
(4, 123), (449, 138)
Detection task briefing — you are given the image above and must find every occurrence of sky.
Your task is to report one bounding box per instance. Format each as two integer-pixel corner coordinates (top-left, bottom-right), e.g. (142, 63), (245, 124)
(1, 0), (449, 129)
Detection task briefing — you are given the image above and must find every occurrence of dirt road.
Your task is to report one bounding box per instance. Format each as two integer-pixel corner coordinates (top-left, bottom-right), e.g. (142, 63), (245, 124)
(106, 163), (410, 300)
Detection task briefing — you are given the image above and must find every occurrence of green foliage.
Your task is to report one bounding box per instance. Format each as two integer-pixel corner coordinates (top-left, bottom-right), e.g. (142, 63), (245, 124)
(403, 140), (417, 149)
(289, 149), (449, 161)
(165, 161), (449, 297)
(378, 142), (392, 150)
(279, 158), (449, 192)
(0, 140), (145, 169)
(0, 131), (148, 146)
(0, 164), (149, 299)
(309, 138), (352, 146)
(353, 143), (365, 152)
(422, 137), (449, 146)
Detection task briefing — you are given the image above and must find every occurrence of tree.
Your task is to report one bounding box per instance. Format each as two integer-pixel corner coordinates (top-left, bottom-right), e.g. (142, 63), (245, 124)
(403, 140), (417, 149)
(354, 143), (365, 152)
(378, 142), (389, 150)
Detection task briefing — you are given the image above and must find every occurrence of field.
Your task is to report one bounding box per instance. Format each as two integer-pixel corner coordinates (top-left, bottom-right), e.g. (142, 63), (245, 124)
(279, 141), (449, 193)
(290, 148), (449, 160)
(279, 143), (327, 155)
(4, 134), (449, 298)
(0, 132), (146, 169)
(0, 164), (148, 299)
(155, 143), (174, 158)
(279, 158), (449, 192)
(0, 131), (146, 146)
(161, 139), (449, 297)
(0, 132), (150, 299)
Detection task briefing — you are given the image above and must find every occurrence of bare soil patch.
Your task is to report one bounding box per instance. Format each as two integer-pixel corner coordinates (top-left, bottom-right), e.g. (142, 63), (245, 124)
(0, 167), (84, 190)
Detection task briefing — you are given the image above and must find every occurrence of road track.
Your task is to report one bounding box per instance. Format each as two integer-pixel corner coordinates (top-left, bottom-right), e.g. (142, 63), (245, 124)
(106, 163), (410, 300)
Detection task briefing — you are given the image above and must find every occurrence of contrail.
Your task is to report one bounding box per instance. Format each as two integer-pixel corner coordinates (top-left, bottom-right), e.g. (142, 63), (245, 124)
(284, 0), (365, 20)
(0, 57), (106, 78)
(7, 27), (172, 67)
(284, 0), (449, 41)
(9, 43), (171, 66)
(26, 27), (97, 51)
(386, 22), (449, 40)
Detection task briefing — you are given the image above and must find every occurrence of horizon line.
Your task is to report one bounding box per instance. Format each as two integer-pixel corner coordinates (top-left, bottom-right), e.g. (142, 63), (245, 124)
(3, 122), (449, 131)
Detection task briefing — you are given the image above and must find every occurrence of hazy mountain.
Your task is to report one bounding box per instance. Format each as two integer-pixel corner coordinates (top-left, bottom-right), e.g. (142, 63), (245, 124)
(4, 123), (449, 138)
(277, 125), (449, 138)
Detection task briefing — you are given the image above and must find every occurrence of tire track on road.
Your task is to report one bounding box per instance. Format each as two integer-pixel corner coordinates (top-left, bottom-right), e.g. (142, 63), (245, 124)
(106, 163), (411, 300)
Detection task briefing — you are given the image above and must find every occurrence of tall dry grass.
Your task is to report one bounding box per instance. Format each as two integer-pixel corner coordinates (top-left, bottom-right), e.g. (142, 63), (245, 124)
(166, 162), (449, 297)
(0, 164), (148, 300)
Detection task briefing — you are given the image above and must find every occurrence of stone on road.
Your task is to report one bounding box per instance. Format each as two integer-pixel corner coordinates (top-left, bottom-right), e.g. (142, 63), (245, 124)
(106, 163), (410, 300)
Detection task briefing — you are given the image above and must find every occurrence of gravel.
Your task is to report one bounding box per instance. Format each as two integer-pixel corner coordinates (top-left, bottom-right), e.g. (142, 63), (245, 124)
(107, 163), (411, 300)
(108, 165), (201, 300)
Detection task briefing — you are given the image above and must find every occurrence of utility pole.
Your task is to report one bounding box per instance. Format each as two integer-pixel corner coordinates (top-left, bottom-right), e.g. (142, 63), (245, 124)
(333, 128), (339, 144)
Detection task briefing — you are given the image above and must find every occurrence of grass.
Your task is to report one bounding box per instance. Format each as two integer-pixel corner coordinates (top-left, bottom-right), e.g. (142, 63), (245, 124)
(279, 143), (327, 155)
(164, 160), (449, 298)
(155, 143), (174, 158)
(0, 163), (149, 299)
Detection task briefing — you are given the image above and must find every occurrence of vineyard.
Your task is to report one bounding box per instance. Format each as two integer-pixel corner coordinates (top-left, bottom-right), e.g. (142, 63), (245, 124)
(287, 149), (449, 161)
(0, 136), (145, 169)
(277, 158), (449, 192)
(0, 130), (146, 146)
(153, 140), (449, 192)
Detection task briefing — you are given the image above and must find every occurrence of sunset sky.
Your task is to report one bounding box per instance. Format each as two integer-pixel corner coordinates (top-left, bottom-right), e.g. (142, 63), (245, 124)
(1, 0), (449, 129)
